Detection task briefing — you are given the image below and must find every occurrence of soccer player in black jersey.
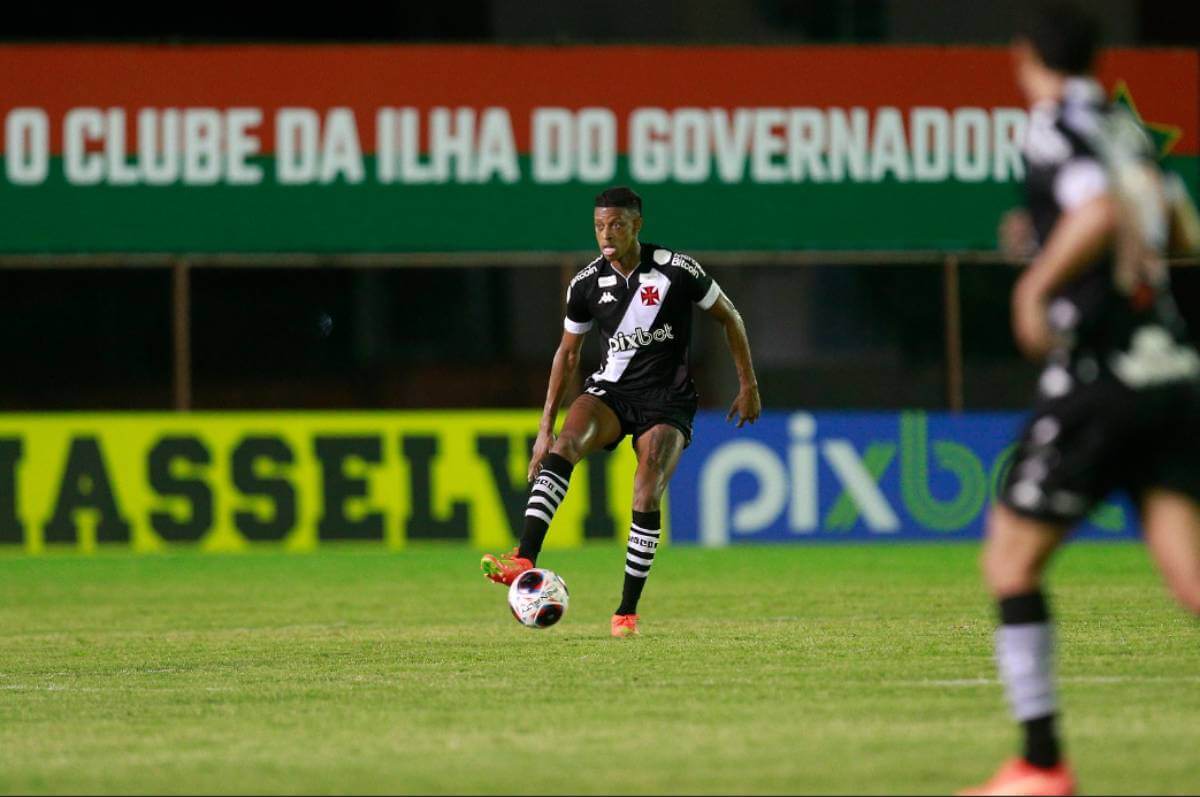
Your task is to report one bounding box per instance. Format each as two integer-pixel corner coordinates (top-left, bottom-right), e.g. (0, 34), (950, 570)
(481, 186), (761, 637)
(962, 5), (1200, 796)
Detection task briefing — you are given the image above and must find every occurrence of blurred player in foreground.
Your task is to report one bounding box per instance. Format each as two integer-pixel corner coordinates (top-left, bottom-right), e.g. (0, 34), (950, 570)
(961, 4), (1200, 795)
(481, 186), (761, 637)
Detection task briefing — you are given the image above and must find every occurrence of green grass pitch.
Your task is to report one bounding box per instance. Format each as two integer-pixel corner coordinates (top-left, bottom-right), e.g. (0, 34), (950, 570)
(1, 543), (1197, 794)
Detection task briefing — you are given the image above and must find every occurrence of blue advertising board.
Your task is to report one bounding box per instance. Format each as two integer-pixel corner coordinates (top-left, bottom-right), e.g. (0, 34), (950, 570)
(669, 411), (1137, 545)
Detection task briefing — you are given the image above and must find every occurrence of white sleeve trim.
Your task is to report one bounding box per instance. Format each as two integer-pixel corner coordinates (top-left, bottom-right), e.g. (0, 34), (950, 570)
(1054, 158), (1108, 211)
(564, 317), (593, 334)
(697, 281), (722, 310)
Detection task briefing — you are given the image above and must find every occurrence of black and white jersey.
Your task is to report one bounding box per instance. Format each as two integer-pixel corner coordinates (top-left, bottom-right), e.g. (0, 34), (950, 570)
(564, 243), (721, 395)
(1023, 77), (1199, 391)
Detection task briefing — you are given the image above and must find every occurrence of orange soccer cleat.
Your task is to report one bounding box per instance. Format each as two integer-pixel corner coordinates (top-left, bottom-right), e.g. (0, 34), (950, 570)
(958, 758), (1076, 796)
(480, 548), (533, 586)
(611, 613), (639, 638)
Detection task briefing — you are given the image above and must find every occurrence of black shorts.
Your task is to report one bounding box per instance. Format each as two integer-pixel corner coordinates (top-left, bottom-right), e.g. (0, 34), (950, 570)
(581, 381), (699, 451)
(1000, 377), (1200, 525)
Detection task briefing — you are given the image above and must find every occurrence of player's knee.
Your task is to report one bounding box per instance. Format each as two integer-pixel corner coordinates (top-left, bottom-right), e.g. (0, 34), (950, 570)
(981, 542), (1042, 598)
(551, 434), (587, 463)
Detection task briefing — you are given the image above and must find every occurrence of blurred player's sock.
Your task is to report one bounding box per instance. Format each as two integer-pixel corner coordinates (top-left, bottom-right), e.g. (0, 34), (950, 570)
(997, 590), (1061, 769)
(518, 453), (574, 564)
(616, 510), (660, 615)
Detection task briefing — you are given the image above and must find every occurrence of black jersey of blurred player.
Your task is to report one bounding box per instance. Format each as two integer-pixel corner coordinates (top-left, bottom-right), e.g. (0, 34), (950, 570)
(564, 243), (721, 395)
(1022, 77), (1200, 388)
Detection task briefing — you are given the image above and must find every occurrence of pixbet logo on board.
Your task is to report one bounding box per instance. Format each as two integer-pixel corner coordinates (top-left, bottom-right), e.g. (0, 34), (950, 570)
(684, 412), (1131, 545)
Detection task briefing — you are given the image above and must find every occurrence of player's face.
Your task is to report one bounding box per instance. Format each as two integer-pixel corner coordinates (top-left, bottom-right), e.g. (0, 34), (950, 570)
(594, 207), (642, 263)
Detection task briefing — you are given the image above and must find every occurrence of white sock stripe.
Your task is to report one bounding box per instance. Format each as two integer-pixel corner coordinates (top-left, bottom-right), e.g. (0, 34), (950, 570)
(524, 507), (553, 525)
(529, 485), (562, 503)
(532, 479), (566, 502)
(630, 523), (660, 536)
(529, 489), (561, 509)
(996, 623), (1057, 721)
(626, 552), (654, 566)
(527, 495), (559, 513)
(539, 469), (570, 490)
(625, 565), (649, 578)
(628, 531), (659, 551)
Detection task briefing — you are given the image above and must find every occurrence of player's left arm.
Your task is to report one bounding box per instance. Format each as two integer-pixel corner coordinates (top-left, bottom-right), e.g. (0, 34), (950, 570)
(1166, 173), (1200, 255)
(1013, 189), (1117, 360)
(706, 293), (761, 428)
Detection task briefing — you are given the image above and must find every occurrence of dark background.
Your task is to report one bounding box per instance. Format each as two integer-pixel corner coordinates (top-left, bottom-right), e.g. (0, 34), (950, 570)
(2, 1), (1195, 45)
(1, 1), (1196, 412)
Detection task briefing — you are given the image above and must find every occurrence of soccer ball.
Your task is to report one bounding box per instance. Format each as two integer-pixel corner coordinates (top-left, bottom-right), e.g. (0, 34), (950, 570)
(507, 568), (569, 629)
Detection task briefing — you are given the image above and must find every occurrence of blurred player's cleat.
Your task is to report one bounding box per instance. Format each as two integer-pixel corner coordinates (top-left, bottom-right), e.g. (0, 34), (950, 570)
(480, 548), (533, 586)
(611, 613), (639, 638)
(958, 758), (1076, 796)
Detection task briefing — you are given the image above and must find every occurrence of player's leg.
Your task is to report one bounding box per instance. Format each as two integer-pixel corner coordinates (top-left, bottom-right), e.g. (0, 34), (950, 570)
(962, 504), (1074, 795)
(483, 394), (621, 584)
(1141, 488), (1200, 616)
(520, 394), (622, 562)
(612, 423), (686, 636)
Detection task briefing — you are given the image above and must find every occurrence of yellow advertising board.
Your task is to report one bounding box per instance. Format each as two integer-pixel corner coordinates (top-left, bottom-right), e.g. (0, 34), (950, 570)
(0, 413), (647, 553)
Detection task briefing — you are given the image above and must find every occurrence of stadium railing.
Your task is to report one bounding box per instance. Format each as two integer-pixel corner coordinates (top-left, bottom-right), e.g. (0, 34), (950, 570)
(0, 251), (1195, 412)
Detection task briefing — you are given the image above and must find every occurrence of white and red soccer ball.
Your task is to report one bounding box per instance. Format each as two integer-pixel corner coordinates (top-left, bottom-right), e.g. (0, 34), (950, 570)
(507, 568), (569, 629)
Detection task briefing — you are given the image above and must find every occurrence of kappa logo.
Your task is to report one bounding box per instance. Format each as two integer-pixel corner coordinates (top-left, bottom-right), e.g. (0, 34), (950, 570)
(640, 286), (660, 306)
(608, 324), (674, 353)
(599, 291), (617, 304)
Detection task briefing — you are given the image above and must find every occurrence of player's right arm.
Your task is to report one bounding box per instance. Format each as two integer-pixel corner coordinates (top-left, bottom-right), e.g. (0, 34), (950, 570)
(529, 272), (594, 481)
(1013, 192), (1117, 359)
(529, 329), (587, 481)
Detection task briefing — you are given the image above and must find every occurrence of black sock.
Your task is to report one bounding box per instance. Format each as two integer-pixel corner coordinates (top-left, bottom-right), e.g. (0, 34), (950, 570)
(997, 591), (1061, 769)
(518, 453), (573, 564)
(616, 509), (660, 615)
(1023, 714), (1061, 769)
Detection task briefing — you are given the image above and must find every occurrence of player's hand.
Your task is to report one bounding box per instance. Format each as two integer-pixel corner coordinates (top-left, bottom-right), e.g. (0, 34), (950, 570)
(726, 383), (761, 429)
(999, 208), (1037, 262)
(1012, 280), (1054, 361)
(528, 430), (556, 482)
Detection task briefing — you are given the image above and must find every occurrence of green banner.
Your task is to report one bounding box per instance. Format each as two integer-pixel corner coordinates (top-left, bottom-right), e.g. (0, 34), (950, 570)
(1, 45), (1196, 253)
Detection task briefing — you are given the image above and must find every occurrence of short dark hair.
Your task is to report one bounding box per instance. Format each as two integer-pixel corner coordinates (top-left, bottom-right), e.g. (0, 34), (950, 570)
(594, 186), (642, 215)
(1019, 1), (1100, 75)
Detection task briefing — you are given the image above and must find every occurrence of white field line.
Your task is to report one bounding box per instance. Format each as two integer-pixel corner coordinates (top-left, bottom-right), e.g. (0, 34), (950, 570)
(893, 675), (1200, 687)
(0, 684), (235, 692)
(7, 675), (1200, 694)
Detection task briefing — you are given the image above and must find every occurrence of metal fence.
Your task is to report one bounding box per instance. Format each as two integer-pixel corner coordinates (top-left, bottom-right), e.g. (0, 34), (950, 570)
(1, 252), (1196, 413)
